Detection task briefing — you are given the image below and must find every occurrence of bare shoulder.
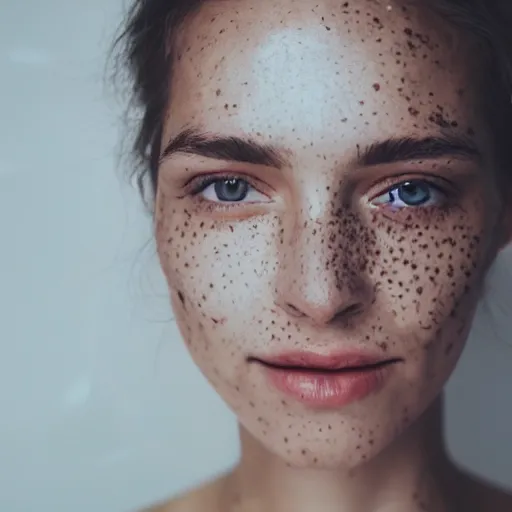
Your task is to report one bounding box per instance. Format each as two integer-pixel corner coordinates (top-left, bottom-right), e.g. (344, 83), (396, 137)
(140, 473), (230, 512)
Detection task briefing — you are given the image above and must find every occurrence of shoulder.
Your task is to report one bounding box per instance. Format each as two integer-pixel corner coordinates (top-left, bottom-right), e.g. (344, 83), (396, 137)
(140, 473), (231, 512)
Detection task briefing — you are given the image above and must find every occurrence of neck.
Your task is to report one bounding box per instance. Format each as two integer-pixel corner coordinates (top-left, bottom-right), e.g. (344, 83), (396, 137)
(222, 394), (462, 512)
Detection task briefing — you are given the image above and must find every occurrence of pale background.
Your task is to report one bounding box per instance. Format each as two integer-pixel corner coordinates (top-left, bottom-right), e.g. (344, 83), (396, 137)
(0, 1), (511, 511)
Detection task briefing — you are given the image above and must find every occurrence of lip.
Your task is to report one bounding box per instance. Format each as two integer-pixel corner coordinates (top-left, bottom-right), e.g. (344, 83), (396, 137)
(249, 350), (401, 409)
(253, 351), (396, 371)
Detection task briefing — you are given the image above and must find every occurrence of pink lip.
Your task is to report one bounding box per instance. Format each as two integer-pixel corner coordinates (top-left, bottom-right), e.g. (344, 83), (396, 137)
(251, 350), (400, 409)
(257, 351), (393, 370)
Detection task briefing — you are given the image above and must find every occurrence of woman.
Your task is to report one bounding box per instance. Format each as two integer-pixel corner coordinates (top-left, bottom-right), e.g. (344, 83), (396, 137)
(112, 0), (512, 510)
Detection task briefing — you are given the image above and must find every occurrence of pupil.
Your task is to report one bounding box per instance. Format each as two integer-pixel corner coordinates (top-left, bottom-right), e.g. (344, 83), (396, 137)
(398, 181), (430, 205)
(215, 178), (248, 202)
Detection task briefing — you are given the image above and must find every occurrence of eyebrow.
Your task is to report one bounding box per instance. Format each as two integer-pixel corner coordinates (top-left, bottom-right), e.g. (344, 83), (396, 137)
(159, 126), (482, 169)
(358, 134), (482, 166)
(160, 127), (291, 169)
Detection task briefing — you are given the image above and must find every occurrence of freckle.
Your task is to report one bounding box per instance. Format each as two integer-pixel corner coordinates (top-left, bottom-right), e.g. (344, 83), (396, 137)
(301, 449), (307, 455)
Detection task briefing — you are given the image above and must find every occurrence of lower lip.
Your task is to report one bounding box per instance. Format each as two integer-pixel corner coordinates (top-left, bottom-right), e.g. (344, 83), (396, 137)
(262, 363), (393, 409)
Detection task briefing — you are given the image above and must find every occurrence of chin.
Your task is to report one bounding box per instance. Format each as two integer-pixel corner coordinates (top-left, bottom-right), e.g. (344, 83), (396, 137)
(272, 440), (387, 471)
(242, 414), (404, 472)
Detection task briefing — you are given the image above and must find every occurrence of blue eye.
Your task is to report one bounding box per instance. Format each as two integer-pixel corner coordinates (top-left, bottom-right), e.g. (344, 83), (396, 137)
(373, 180), (445, 208)
(192, 176), (269, 204)
(212, 178), (249, 202)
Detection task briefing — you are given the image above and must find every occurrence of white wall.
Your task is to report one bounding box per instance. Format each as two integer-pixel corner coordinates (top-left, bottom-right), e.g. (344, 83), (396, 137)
(0, 2), (511, 511)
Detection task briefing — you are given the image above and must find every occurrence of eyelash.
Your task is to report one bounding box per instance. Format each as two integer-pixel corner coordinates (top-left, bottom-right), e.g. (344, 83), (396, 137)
(369, 176), (451, 209)
(186, 173), (267, 210)
(188, 173), (248, 195)
(185, 172), (452, 211)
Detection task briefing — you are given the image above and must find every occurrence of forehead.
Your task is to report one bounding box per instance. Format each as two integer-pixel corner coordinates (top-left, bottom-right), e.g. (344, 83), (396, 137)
(165, 0), (486, 157)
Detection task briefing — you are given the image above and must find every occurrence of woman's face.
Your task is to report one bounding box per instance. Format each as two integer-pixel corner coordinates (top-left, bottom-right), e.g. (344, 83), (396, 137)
(155, 0), (507, 468)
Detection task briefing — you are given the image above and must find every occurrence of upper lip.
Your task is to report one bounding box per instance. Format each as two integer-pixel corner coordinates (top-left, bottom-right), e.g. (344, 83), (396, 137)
(248, 351), (402, 371)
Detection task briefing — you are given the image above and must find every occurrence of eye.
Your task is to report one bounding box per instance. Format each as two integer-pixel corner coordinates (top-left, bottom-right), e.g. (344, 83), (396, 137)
(371, 179), (446, 208)
(191, 175), (269, 204)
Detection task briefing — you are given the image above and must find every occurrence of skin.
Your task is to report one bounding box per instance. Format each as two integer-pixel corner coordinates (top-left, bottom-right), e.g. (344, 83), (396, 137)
(146, 0), (512, 510)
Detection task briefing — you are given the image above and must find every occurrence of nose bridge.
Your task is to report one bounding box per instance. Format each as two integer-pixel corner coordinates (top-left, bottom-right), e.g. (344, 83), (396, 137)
(276, 206), (370, 325)
(290, 213), (353, 288)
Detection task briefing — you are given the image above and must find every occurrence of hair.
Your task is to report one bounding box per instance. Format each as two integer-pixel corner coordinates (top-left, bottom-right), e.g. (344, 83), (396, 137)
(109, 0), (512, 213)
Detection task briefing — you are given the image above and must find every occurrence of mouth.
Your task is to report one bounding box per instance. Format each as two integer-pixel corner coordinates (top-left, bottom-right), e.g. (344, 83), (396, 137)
(248, 351), (403, 409)
(247, 351), (403, 373)
(250, 358), (401, 373)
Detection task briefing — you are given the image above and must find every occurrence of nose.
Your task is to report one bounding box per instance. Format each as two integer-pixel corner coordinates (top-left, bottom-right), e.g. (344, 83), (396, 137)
(274, 217), (374, 327)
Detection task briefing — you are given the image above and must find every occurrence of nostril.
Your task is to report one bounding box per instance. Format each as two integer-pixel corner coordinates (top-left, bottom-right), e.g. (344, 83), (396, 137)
(343, 303), (363, 317)
(283, 302), (304, 317)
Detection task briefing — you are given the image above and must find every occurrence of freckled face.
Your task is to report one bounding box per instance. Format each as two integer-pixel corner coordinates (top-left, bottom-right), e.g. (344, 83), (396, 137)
(155, 0), (505, 469)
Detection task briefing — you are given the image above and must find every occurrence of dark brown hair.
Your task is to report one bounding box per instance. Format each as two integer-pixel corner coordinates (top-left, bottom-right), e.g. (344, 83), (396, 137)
(109, 0), (512, 212)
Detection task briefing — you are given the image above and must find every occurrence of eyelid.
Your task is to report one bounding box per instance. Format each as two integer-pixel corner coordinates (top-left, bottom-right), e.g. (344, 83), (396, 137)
(367, 174), (454, 201)
(183, 172), (276, 211)
(186, 173), (230, 195)
(183, 172), (262, 195)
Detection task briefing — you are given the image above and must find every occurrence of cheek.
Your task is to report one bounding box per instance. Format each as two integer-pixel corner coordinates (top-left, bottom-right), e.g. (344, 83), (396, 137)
(367, 205), (491, 356)
(162, 216), (278, 302)
(156, 212), (281, 357)
(168, 285), (248, 401)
